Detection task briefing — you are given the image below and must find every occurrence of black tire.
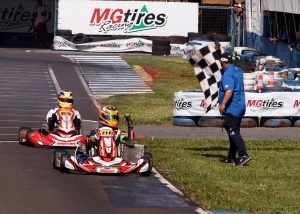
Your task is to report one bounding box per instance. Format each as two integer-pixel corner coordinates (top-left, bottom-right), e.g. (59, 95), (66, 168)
(152, 45), (171, 56)
(60, 153), (70, 173)
(18, 127), (32, 145)
(152, 39), (170, 46)
(198, 117), (223, 127)
(56, 29), (72, 36)
(168, 36), (187, 44)
(240, 117), (258, 128)
(187, 32), (202, 40)
(261, 117), (292, 127)
(52, 150), (69, 169)
(261, 87), (292, 92)
(173, 116), (199, 127)
(70, 33), (89, 44)
(140, 152), (153, 176)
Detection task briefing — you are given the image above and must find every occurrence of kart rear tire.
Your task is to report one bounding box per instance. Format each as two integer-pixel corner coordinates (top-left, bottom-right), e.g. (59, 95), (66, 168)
(60, 153), (70, 173)
(52, 150), (69, 170)
(140, 152), (153, 176)
(18, 127), (32, 145)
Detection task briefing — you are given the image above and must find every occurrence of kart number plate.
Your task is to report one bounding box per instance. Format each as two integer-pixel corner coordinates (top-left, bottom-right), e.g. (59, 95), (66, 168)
(95, 167), (119, 173)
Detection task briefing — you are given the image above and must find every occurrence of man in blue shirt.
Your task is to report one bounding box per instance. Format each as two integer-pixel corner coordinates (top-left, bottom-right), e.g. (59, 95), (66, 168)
(218, 53), (251, 166)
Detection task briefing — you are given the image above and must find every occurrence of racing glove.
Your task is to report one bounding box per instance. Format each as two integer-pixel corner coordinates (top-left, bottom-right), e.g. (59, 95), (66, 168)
(48, 113), (57, 132)
(74, 116), (81, 133)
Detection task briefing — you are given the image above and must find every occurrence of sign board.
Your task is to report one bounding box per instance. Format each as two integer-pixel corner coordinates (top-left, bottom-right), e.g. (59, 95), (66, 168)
(57, 0), (198, 37)
(174, 91), (300, 117)
(0, 0), (54, 33)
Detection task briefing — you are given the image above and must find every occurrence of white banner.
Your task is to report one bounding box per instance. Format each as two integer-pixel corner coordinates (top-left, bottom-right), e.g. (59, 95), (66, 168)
(174, 91), (300, 117)
(0, 0), (54, 33)
(57, 0), (198, 37)
(53, 36), (152, 52)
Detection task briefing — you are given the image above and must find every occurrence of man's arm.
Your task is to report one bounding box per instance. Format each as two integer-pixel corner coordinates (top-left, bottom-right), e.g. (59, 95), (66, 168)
(219, 90), (233, 113)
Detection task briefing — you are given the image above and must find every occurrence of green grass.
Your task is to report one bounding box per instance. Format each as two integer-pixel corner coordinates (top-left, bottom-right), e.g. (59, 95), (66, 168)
(98, 55), (199, 126)
(141, 138), (300, 214)
(97, 55), (300, 213)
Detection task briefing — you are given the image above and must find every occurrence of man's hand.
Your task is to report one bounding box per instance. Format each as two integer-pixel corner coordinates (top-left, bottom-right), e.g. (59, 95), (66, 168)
(219, 103), (226, 113)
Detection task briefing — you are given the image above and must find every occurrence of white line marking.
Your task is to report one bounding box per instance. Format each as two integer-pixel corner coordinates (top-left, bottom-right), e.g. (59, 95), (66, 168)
(0, 141), (18, 143)
(0, 120), (42, 123)
(153, 169), (210, 214)
(48, 64), (61, 93)
(75, 65), (102, 110)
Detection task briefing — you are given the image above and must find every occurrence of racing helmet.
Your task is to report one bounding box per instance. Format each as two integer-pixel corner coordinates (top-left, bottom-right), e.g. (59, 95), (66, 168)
(99, 105), (119, 128)
(57, 89), (74, 108)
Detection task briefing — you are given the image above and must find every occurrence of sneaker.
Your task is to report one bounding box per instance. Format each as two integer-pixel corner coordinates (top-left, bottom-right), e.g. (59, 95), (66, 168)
(223, 157), (236, 164)
(235, 155), (251, 166)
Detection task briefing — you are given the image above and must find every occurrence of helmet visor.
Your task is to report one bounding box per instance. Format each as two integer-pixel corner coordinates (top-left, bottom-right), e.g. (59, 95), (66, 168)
(58, 98), (73, 104)
(103, 114), (119, 120)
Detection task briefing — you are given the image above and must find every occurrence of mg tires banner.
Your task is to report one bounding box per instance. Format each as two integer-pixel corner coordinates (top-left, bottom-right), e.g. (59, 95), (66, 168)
(0, 0), (54, 33)
(54, 36), (152, 52)
(57, 0), (198, 37)
(174, 91), (300, 117)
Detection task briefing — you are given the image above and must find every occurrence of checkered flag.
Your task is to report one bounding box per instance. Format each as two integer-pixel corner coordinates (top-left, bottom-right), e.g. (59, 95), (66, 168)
(187, 42), (223, 112)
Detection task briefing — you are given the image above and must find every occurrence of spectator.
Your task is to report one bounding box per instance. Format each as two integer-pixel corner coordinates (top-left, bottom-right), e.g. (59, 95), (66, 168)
(218, 52), (251, 166)
(31, 0), (51, 47)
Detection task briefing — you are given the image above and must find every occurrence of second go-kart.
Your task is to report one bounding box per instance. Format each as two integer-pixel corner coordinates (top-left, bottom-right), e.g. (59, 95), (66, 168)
(18, 108), (86, 148)
(52, 126), (153, 176)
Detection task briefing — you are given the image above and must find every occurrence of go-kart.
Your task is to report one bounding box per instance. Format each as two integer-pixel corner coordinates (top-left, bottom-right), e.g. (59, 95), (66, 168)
(18, 108), (86, 147)
(52, 126), (153, 176)
(18, 126), (86, 147)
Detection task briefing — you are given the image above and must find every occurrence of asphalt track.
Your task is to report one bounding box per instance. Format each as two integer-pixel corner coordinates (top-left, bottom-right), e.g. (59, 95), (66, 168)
(0, 49), (201, 214)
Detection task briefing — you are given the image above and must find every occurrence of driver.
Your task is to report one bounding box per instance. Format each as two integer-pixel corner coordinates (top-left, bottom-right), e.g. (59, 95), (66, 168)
(77, 105), (129, 163)
(46, 89), (81, 134)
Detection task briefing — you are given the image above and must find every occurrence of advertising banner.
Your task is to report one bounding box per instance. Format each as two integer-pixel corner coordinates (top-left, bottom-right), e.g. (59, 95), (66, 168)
(0, 0), (54, 33)
(53, 36), (152, 52)
(174, 91), (300, 117)
(57, 0), (198, 37)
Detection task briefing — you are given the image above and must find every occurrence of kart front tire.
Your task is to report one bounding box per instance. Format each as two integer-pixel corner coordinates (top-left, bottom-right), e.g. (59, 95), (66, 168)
(60, 153), (70, 173)
(52, 150), (68, 170)
(140, 152), (153, 176)
(18, 127), (32, 145)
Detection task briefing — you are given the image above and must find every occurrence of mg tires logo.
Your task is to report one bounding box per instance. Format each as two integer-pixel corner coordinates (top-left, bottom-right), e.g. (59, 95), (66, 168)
(90, 5), (167, 33)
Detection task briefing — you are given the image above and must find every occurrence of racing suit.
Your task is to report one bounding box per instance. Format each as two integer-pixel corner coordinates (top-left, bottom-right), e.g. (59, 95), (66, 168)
(46, 107), (81, 134)
(77, 126), (129, 163)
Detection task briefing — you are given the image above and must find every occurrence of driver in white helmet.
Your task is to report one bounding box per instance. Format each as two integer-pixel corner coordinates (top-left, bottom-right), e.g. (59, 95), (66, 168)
(46, 89), (81, 134)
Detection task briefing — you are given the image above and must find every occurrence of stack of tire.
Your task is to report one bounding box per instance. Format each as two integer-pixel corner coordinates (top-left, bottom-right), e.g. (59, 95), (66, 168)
(56, 29), (73, 41)
(152, 39), (171, 56)
(243, 72), (256, 91)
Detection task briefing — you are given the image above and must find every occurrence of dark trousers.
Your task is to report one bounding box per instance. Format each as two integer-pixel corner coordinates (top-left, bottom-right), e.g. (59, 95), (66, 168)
(223, 113), (247, 158)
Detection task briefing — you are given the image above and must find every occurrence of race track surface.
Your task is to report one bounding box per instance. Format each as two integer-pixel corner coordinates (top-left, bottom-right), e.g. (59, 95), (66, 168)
(0, 49), (199, 214)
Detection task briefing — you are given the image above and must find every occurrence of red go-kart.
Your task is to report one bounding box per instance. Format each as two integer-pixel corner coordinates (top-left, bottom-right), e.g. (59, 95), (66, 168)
(18, 127), (86, 147)
(52, 126), (153, 176)
(18, 108), (86, 147)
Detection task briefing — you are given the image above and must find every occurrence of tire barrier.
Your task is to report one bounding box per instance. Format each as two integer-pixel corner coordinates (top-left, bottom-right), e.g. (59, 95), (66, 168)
(198, 117), (223, 127)
(292, 117), (300, 127)
(240, 117), (259, 128)
(70, 33), (90, 44)
(174, 116), (293, 127)
(173, 116), (199, 127)
(152, 45), (171, 56)
(56, 29), (72, 41)
(261, 117), (292, 127)
(168, 36), (187, 44)
(152, 39), (171, 56)
(152, 39), (170, 46)
(261, 87), (292, 93)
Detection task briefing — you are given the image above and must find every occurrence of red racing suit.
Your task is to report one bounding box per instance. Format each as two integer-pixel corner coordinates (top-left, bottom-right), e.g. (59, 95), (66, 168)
(46, 107), (81, 134)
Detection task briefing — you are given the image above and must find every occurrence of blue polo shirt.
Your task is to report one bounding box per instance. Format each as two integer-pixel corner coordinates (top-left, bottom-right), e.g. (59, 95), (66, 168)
(218, 64), (246, 117)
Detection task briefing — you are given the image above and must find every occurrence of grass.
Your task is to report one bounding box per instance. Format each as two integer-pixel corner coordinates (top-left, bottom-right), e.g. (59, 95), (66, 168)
(98, 55), (199, 126)
(97, 55), (300, 213)
(141, 138), (300, 214)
